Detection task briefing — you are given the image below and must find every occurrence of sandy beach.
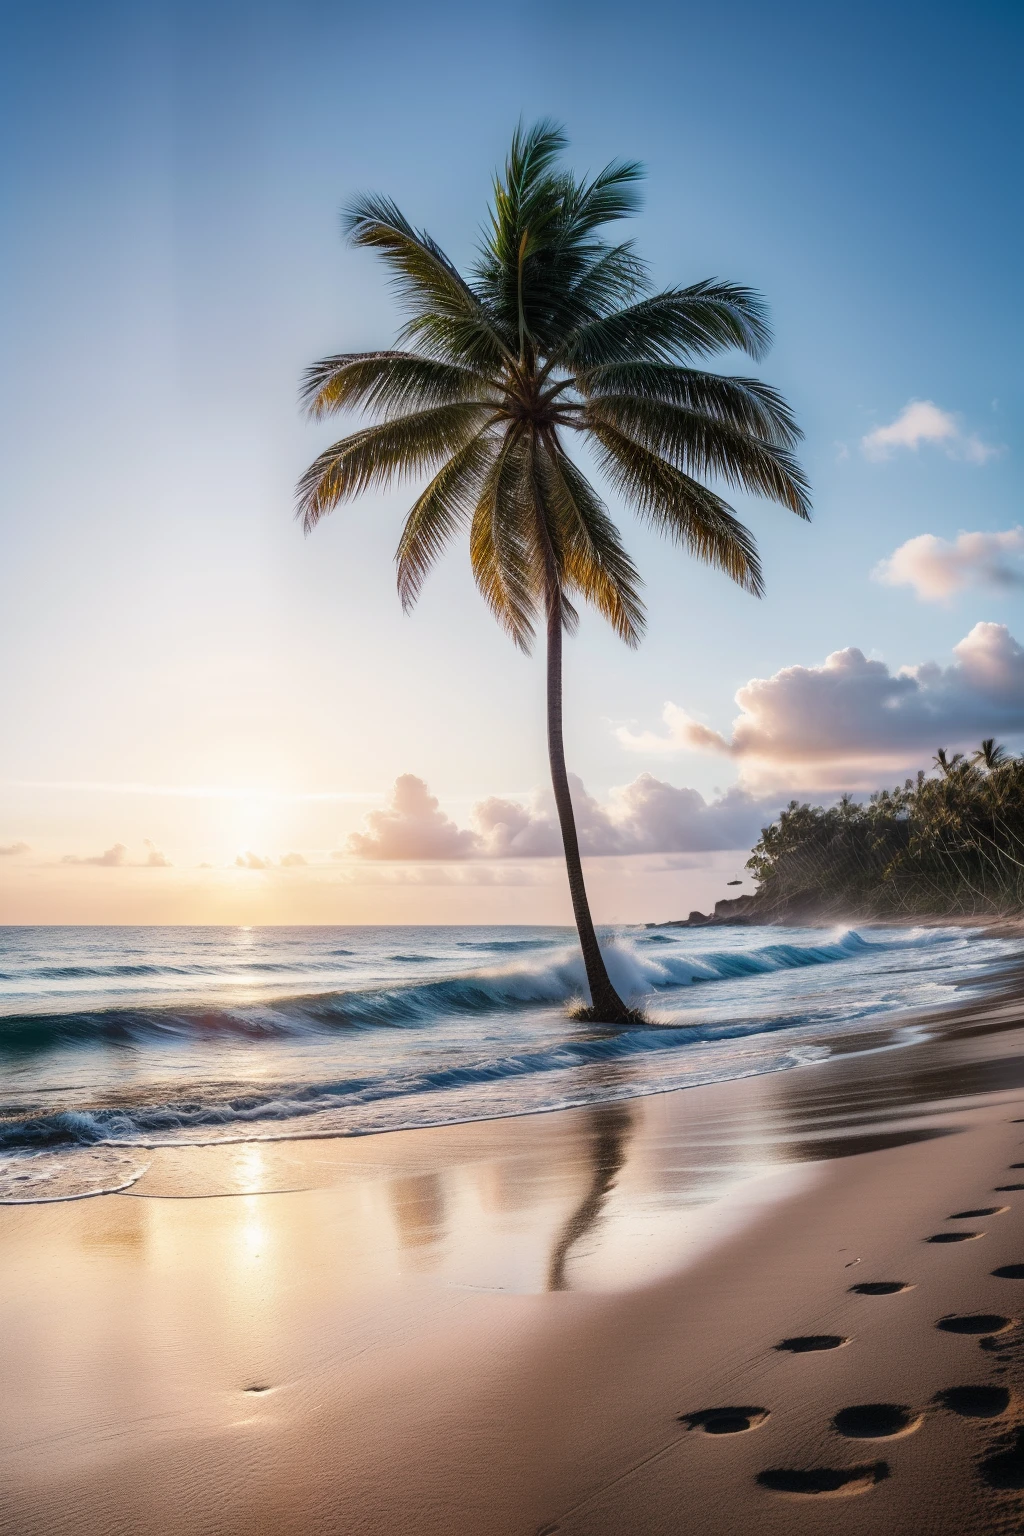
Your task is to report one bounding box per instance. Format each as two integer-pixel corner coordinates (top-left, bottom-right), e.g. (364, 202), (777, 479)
(4, 3), (1022, 1529)
(3, 969), (1024, 1535)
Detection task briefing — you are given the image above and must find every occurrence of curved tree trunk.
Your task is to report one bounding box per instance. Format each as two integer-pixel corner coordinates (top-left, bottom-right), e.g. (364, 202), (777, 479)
(546, 587), (635, 1023)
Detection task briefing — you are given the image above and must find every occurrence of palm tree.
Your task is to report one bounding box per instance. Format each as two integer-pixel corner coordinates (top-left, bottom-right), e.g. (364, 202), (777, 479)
(933, 747), (966, 777)
(296, 122), (809, 1024)
(973, 738), (1010, 771)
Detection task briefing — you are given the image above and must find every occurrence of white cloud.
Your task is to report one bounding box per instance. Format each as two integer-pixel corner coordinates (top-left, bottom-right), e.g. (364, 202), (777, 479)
(617, 704), (730, 757)
(343, 773), (778, 861)
(474, 776), (776, 856)
(618, 623), (1024, 789)
(61, 841), (172, 868)
(62, 842), (128, 867)
(861, 400), (999, 464)
(874, 528), (1024, 602)
(346, 774), (479, 860)
(233, 850), (309, 869)
(0, 841), (29, 856)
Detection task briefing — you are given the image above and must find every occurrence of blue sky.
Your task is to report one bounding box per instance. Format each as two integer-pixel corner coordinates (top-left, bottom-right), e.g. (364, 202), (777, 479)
(0, 0), (1021, 922)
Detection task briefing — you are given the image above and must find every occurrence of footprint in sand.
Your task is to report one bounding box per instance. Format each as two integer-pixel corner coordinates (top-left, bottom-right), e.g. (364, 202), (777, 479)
(935, 1385), (1011, 1418)
(980, 1429), (1024, 1490)
(936, 1314), (1014, 1336)
(756, 1464), (889, 1497)
(775, 1335), (849, 1353)
(833, 1404), (921, 1439)
(681, 1407), (769, 1435)
(927, 1231), (984, 1243)
(948, 1207), (1007, 1219)
(992, 1265), (1024, 1280)
(849, 1281), (913, 1296)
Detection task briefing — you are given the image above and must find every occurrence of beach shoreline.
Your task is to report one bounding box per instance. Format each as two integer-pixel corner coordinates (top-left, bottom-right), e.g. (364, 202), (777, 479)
(4, 960), (1024, 1533)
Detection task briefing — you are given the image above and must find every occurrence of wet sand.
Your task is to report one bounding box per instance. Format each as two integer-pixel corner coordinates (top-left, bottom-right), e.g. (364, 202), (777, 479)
(4, 974), (1024, 1534)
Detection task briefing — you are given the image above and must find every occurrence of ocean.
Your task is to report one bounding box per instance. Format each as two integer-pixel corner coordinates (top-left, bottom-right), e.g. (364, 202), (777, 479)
(0, 921), (1017, 1203)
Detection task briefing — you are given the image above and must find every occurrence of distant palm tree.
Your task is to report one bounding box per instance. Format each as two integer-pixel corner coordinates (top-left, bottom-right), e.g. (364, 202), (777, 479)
(297, 123), (809, 1023)
(933, 748), (966, 777)
(973, 738), (1010, 771)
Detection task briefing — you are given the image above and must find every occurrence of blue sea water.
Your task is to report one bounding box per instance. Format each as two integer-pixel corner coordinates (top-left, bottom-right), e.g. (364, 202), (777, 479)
(0, 922), (1017, 1202)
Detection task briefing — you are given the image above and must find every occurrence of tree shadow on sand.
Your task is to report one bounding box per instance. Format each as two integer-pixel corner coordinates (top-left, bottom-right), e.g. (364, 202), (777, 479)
(547, 1101), (634, 1291)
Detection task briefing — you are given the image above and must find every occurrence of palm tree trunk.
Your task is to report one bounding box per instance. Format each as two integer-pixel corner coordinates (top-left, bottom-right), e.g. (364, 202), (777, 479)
(545, 587), (635, 1023)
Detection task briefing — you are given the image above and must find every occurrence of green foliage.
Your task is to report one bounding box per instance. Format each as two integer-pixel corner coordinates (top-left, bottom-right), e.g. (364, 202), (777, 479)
(297, 121), (808, 646)
(747, 746), (1024, 918)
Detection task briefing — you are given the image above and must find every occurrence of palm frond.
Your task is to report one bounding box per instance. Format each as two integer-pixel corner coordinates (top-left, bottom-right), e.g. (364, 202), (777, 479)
(576, 363), (801, 447)
(585, 395), (810, 516)
(552, 282), (773, 370)
(557, 242), (649, 323)
(475, 129), (648, 354)
(469, 429), (538, 649)
(396, 432), (497, 609)
(344, 194), (516, 368)
(538, 438), (645, 644)
(300, 352), (496, 420)
(590, 419), (765, 595)
(296, 402), (493, 533)
(558, 158), (645, 235)
(505, 119), (569, 198)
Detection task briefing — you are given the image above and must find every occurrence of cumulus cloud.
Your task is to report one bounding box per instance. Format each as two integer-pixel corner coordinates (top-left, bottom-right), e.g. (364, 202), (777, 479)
(234, 850), (308, 869)
(61, 841), (172, 868)
(343, 773), (777, 861)
(62, 843), (128, 867)
(617, 705), (730, 757)
(874, 529), (1024, 602)
(346, 774), (479, 860)
(861, 400), (998, 464)
(619, 623), (1024, 789)
(474, 776), (776, 857)
(0, 841), (29, 856)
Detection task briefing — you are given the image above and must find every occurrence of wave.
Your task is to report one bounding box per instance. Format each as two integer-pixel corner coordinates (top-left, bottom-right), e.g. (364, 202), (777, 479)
(0, 1005), (840, 1154)
(7, 957), (353, 983)
(13, 963), (191, 981)
(455, 936), (564, 952)
(0, 928), (940, 1055)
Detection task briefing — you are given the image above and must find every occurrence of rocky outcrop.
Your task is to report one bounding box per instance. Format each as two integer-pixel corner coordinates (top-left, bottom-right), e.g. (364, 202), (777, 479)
(646, 894), (762, 928)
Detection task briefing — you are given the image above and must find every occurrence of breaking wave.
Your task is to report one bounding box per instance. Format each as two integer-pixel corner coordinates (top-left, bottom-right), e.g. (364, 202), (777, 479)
(0, 920), (1000, 1188)
(0, 928), (932, 1055)
(0, 1006), (849, 1155)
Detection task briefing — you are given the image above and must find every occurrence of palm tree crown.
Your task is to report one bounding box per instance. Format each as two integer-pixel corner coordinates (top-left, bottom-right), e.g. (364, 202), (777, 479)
(297, 122), (809, 1022)
(973, 738), (1010, 771)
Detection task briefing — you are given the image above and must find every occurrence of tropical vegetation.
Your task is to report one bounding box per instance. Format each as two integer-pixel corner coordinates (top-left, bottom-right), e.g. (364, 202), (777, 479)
(747, 741), (1024, 918)
(297, 122), (809, 1021)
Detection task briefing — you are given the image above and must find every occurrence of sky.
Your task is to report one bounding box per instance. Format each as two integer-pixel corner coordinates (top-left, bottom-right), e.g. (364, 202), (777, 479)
(1, 0), (1021, 925)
